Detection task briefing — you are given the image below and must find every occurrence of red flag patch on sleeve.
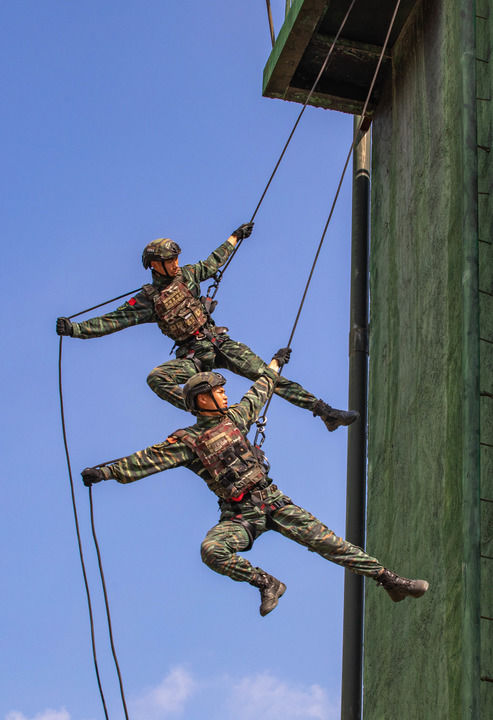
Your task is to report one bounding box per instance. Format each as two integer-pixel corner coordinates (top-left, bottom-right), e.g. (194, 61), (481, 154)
(128, 297), (136, 306)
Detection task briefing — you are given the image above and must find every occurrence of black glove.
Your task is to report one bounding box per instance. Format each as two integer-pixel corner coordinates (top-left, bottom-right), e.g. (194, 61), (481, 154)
(81, 467), (106, 487)
(272, 347), (291, 366)
(232, 222), (254, 240)
(56, 317), (73, 336)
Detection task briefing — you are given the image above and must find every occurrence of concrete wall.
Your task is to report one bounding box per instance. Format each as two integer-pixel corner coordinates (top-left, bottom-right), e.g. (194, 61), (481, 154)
(364, 0), (491, 716)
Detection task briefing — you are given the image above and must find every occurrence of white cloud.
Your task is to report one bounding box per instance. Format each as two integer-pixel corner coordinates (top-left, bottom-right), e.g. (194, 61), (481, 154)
(5, 710), (70, 720)
(9, 667), (336, 720)
(132, 666), (196, 719)
(226, 672), (338, 720)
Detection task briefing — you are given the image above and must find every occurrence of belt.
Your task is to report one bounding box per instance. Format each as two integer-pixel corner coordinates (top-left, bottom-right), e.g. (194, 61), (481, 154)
(249, 484), (278, 504)
(225, 481), (276, 505)
(218, 478), (270, 506)
(178, 325), (229, 350)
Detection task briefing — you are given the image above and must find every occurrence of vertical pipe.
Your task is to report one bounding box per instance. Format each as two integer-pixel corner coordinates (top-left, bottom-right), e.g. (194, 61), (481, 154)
(341, 117), (371, 720)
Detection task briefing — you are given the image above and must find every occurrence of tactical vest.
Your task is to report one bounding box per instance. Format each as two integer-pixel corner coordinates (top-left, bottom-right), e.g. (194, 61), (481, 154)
(173, 416), (267, 501)
(143, 279), (207, 342)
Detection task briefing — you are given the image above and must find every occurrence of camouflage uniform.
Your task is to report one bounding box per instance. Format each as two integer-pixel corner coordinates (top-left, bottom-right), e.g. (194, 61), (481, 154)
(101, 369), (384, 586)
(70, 239), (318, 413)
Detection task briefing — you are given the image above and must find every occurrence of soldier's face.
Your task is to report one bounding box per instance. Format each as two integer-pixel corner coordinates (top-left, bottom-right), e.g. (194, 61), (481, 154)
(196, 386), (228, 413)
(151, 257), (180, 276)
(164, 257), (180, 276)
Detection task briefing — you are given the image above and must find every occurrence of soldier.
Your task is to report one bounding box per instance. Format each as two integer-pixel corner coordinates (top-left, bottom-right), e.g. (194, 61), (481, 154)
(81, 349), (429, 617)
(56, 224), (357, 432)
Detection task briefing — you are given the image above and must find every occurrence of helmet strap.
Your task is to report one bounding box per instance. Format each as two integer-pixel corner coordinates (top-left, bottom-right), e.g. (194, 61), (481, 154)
(195, 390), (226, 415)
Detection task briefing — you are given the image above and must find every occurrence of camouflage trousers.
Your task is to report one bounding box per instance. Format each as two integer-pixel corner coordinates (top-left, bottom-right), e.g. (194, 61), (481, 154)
(200, 486), (384, 583)
(147, 336), (317, 412)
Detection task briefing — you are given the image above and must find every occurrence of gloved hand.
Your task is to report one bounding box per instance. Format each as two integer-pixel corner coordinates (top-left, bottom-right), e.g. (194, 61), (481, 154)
(272, 347), (291, 365)
(56, 317), (73, 336)
(81, 467), (106, 487)
(231, 222), (254, 240)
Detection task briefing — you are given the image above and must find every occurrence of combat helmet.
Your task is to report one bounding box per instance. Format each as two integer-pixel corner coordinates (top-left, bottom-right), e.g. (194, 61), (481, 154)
(142, 238), (182, 269)
(183, 372), (226, 413)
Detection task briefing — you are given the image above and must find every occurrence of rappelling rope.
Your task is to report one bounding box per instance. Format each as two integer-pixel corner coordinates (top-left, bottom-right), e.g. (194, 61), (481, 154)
(58, 338), (110, 720)
(89, 488), (130, 720)
(254, 0), (402, 446)
(207, 0), (358, 302)
(58, 291), (139, 719)
(65, 289), (142, 321)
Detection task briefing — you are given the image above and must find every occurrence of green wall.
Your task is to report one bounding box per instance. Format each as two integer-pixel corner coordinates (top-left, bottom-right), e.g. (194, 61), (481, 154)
(478, 0), (493, 714)
(364, 0), (491, 717)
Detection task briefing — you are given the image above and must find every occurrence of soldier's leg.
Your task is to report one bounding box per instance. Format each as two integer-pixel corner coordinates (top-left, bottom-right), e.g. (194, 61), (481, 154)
(201, 515), (286, 616)
(200, 520), (259, 583)
(270, 503), (383, 577)
(215, 338), (316, 410)
(146, 357), (198, 410)
(270, 503), (429, 601)
(216, 339), (357, 430)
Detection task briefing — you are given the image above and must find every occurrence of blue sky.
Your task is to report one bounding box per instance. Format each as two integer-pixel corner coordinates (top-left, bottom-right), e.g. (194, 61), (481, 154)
(2, 2), (357, 719)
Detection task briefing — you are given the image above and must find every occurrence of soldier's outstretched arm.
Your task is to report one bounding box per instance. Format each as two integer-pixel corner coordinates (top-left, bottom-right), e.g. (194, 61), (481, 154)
(56, 290), (155, 339)
(229, 348), (291, 432)
(190, 222), (254, 283)
(81, 436), (195, 486)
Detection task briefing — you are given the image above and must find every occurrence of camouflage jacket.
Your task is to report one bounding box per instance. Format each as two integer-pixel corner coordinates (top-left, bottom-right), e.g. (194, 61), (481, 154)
(71, 239), (235, 340)
(103, 368), (277, 490)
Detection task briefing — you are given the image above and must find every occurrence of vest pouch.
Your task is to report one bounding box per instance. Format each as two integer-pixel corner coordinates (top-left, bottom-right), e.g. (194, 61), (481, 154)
(152, 280), (207, 342)
(214, 447), (265, 499)
(252, 445), (271, 475)
(192, 417), (267, 500)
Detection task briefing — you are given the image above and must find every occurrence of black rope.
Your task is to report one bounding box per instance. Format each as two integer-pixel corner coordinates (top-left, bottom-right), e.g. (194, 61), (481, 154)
(89, 488), (130, 720)
(208, 0), (358, 301)
(67, 289), (141, 320)
(254, 0), (402, 444)
(58, 338), (110, 720)
(58, 285), (138, 718)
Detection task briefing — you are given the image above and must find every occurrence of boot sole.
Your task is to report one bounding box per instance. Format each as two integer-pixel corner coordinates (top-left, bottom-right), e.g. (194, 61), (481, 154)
(387, 580), (429, 603)
(323, 414), (359, 432)
(259, 582), (287, 617)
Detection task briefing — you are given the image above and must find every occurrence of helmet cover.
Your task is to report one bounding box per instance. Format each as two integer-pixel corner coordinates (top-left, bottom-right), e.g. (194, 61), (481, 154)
(183, 372), (227, 412)
(142, 238), (182, 268)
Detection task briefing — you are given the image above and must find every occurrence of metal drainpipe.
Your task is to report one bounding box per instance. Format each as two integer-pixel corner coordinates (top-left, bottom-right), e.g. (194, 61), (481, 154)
(340, 116), (370, 720)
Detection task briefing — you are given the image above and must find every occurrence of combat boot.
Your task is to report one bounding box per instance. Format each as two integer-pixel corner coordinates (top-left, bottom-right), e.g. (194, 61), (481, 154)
(376, 568), (429, 602)
(312, 399), (359, 432)
(249, 569), (286, 616)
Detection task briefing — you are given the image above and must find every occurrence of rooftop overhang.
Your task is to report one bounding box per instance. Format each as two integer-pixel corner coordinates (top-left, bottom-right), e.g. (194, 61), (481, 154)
(262, 0), (420, 115)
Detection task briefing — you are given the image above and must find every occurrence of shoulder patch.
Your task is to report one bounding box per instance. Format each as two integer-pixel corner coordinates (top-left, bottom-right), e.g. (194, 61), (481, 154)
(166, 435), (178, 444)
(128, 297), (137, 306)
